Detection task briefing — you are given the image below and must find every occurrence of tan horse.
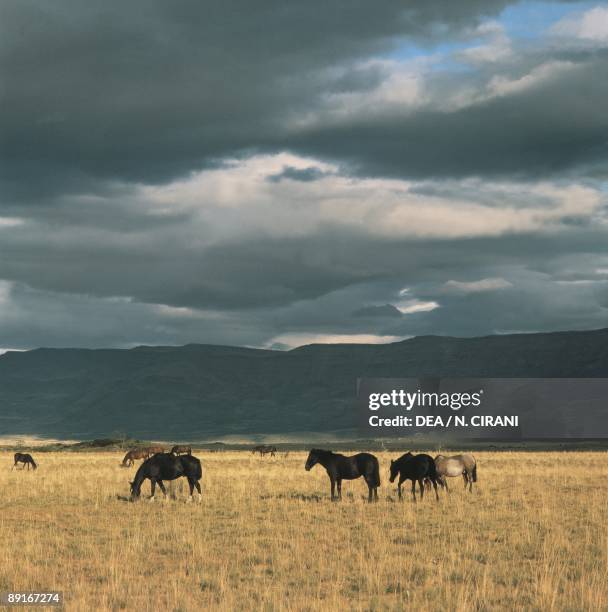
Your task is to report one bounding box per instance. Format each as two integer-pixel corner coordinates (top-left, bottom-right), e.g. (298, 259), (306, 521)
(121, 448), (150, 467)
(146, 446), (165, 455)
(434, 454), (477, 492)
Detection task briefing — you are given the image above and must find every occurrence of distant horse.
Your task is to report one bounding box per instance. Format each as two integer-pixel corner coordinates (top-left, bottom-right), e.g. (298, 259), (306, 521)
(252, 445), (276, 457)
(12, 453), (37, 471)
(130, 453), (203, 502)
(434, 454), (477, 492)
(389, 452), (439, 502)
(121, 448), (150, 467)
(170, 445), (192, 456)
(305, 449), (380, 502)
(146, 445), (165, 455)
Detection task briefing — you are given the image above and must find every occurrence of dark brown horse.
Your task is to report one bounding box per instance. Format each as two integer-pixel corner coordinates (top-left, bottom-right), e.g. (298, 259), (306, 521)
(305, 449), (380, 502)
(252, 445), (276, 457)
(389, 452), (439, 502)
(170, 445), (192, 455)
(121, 448), (150, 467)
(12, 453), (37, 470)
(130, 453), (203, 502)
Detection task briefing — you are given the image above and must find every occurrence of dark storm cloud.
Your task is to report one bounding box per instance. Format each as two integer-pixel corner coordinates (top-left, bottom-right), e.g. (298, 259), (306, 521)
(1, 0), (607, 351)
(266, 166), (330, 183)
(1, 0), (586, 198)
(352, 304), (403, 318)
(291, 50), (608, 181)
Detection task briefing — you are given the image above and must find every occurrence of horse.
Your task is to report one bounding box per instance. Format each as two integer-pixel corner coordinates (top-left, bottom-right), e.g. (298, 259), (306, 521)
(434, 454), (477, 492)
(146, 445), (165, 455)
(305, 449), (380, 502)
(12, 453), (37, 471)
(389, 452), (439, 502)
(130, 453), (203, 502)
(120, 448), (150, 467)
(170, 445), (192, 456)
(252, 445), (276, 457)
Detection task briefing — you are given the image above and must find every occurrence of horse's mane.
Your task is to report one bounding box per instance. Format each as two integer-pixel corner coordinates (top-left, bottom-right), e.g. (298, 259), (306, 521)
(310, 448), (335, 457)
(394, 452), (414, 466)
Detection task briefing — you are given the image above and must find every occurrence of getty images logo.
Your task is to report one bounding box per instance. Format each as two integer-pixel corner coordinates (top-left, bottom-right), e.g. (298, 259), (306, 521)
(368, 388), (483, 411)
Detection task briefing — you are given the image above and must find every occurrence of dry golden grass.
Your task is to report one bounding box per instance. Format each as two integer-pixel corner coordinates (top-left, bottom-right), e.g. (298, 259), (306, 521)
(0, 450), (607, 611)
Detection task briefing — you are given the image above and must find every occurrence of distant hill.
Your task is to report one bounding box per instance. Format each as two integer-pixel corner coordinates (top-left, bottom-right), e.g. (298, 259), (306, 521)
(0, 328), (607, 439)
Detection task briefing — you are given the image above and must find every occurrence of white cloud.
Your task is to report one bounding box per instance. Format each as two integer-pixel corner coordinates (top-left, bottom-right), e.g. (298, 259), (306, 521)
(0, 217), (24, 228)
(459, 21), (512, 65)
(266, 332), (404, 349)
(551, 6), (608, 43)
(487, 61), (576, 97)
(395, 299), (440, 314)
(139, 154), (605, 242)
(443, 278), (513, 294)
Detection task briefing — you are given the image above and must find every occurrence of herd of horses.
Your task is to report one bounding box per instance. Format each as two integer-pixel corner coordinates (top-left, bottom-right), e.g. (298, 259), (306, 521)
(9, 446), (477, 503)
(306, 449), (477, 502)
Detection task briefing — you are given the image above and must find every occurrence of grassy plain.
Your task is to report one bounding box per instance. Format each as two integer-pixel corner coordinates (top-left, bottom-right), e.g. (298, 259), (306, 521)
(0, 450), (606, 611)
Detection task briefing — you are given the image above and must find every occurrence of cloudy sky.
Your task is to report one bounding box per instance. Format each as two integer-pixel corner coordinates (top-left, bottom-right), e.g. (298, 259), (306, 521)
(1, 0), (608, 351)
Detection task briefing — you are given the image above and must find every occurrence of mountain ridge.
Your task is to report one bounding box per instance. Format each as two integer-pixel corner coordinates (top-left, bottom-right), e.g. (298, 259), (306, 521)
(1, 327), (607, 439)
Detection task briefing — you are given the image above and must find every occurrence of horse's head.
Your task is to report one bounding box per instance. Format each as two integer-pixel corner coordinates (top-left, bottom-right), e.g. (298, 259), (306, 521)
(305, 449), (321, 471)
(129, 480), (141, 500)
(389, 459), (399, 483)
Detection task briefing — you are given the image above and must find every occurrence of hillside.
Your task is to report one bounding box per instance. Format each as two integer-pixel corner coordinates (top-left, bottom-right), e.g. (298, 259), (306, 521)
(0, 328), (607, 439)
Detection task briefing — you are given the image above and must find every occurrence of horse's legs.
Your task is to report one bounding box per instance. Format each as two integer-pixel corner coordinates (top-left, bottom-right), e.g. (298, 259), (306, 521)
(149, 480), (156, 501)
(157, 480), (167, 498)
(463, 473), (468, 489)
(194, 480), (202, 502)
(468, 472), (473, 492)
(330, 478), (337, 501)
(365, 479), (373, 503)
(411, 480), (417, 502)
(432, 479), (439, 501)
(418, 479), (424, 500)
(443, 477), (450, 493)
(186, 479), (196, 502)
(398, 478), (403, 500)
(374, 486), (378, 501)
(337, 479), (342, 500)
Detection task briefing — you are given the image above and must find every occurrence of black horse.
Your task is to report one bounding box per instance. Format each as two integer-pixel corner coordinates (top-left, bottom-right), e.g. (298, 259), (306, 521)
(12, 453), (37, 470)
(305, 449), (380, 502)
(130, 453), (202, 502)
(389, 452), (439, 502)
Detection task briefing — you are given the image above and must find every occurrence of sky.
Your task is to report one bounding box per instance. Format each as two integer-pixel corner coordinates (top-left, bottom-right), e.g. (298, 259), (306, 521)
(1, 0), (608, 351)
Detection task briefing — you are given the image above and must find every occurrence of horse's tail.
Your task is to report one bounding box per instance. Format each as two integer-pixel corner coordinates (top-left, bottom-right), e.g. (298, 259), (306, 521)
(471, 463), (477, 482)
(372, 458), (381, 488)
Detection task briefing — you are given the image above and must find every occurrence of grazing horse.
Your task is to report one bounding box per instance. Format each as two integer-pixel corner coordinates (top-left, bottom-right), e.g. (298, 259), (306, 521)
(389, 452), (439, 502)
(12, 453), (37, 470)
(170, 445), (192, 456)
(146, 445), (165, 455)
(130, 453), (203, 502)
(305, 449), (380, 502)
(121, 448), (150, 467)
(434, 454), (477, 492)
(252, 445), (276, 457)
